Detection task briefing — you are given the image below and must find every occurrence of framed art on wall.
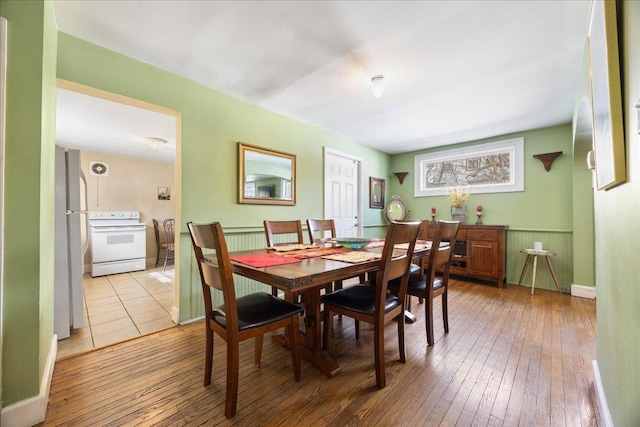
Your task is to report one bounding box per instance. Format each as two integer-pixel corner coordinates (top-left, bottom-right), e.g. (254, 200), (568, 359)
(588, 0), (626, 190)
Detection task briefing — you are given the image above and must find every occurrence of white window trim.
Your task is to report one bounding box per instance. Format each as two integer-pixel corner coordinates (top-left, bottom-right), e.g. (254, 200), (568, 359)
(414, 137), (524, 197)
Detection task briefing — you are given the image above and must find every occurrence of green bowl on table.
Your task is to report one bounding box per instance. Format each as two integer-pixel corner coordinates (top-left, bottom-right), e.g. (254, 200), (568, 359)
(332, 237), (377, 250)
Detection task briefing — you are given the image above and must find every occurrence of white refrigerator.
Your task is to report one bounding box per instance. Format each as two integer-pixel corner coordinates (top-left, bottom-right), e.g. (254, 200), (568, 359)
(54, 147), (88, 339)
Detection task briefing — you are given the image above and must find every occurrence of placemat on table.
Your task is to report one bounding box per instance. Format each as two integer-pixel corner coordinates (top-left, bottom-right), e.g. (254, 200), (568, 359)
(230, 253), (302, 268)
(365, 240), (385, 249)
(395, 241), (432, 251)
(280, 247), (349, 259)
(321, 251), (382, 263)
(268, 243), (318, 252)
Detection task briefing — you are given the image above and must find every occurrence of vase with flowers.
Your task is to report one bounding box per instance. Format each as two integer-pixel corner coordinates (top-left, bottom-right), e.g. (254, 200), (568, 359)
(446, 186), (470, 223)
(475, 205), (484, 225)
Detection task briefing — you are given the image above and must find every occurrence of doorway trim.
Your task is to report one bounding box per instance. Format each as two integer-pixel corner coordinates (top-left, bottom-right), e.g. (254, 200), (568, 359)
(323, 147), (363, 237)
(56, 79), (183, 322)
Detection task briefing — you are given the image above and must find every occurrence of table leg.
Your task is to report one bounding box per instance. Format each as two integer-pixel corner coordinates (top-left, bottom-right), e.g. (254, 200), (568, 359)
(545, 256), (562, 293)
(272, 288), (341, 378)
(531, 255), (538, 295)
(518, 254), (532, 286)
(301, 288), (340, 378)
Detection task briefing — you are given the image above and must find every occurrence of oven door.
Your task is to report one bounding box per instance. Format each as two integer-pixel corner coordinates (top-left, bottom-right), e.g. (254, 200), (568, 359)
(90, 225), (147, 263)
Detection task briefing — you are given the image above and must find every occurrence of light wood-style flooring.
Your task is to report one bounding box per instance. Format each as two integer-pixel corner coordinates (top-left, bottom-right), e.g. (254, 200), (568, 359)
(42, 279), (600, 426)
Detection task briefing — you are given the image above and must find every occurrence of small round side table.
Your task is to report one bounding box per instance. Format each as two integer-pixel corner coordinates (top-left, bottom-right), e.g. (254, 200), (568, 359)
(517, 249), (561, 295)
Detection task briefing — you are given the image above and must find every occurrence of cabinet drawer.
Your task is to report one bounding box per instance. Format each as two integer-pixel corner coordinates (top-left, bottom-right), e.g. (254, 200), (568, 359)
(426, 227), (467, 240)
(467, 229), (498, 241)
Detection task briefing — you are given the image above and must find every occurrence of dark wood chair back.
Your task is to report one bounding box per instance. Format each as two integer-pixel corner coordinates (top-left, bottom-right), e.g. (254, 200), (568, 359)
(306, 219), (336, 243)
(263, 220), (304, 247)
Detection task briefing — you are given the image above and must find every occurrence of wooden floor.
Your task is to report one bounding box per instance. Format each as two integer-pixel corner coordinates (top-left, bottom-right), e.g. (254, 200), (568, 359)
(42, 279), (600, 426)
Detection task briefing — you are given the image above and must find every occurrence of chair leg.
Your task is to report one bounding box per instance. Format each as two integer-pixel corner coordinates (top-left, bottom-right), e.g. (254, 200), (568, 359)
(225, 339), (240, 419)
(163, 250), (170, 271)
(224, 339), (240, 419)
(254, 335), (263, 367)
(397, 312), (406, 363)
(373, 321), (386, 389)
(155, 248), (160, 268)
(204, 326), (214, 386)
(425, 297), (435, 346)
(355, 319), (360, 340)
(442, 292), (449, 333)
(289, 314), (301, 381)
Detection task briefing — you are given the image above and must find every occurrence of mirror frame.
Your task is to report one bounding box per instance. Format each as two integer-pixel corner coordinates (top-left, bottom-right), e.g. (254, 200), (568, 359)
(384, 195), (407, 223)
(369, 177), (385, 209)
(238, 142), (296, 205)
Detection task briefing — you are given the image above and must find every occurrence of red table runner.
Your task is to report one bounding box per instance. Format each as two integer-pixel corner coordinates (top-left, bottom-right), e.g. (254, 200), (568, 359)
(230, 253), (301, 268)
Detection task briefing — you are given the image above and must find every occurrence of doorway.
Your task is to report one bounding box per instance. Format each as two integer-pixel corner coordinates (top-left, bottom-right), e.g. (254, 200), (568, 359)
(323, 147), (362, 237)
(54, 80), (182, 357)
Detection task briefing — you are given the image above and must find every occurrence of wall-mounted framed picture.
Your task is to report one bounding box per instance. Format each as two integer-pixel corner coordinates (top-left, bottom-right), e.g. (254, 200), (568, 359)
(588, 0), (626, 190)
(414, 138), (524, 197)
(158, 186), (171, 200)
(369, 177), (385, 209)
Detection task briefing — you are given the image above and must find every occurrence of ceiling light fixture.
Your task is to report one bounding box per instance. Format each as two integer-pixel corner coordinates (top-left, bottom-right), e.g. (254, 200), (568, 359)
(147, 137), (167, 149)
(371, 75), (385, 98)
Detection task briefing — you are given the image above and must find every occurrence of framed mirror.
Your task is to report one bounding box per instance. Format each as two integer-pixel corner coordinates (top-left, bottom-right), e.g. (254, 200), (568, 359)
(369, 177), (385, 209)
(384, 195), (407, 223)
(239, 142), (296, 205)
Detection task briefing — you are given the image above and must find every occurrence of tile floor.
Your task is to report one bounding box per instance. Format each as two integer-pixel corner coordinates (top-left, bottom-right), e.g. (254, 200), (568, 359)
(56, 266), (177, 359)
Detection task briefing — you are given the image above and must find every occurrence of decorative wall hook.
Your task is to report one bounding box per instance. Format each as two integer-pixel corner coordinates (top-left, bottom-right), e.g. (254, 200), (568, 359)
(393, 172), (409, 184)
(533, 151), (562, 172)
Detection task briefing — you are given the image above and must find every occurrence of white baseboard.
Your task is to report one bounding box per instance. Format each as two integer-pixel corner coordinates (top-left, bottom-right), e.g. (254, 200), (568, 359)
(571, 284), (596, 299)
(592, 360), (614, 427)
(1, 335), (57, 427)
(170, 305), (180, 324)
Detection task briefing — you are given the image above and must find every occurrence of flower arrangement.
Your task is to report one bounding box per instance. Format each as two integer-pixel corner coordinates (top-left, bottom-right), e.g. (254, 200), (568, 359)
(431, 206), (437, 214)
(476, 205), (483, 212)
(445, 186), (470, 208)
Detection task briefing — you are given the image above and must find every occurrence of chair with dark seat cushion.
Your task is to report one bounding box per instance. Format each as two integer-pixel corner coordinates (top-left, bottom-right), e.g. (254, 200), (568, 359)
(263, 220), (304, 297)
(321, 220), (422, 389)
(263, 219), (304, 248)
(187, 221), (303, 418)
(389, 220), (460, 346)
(306, 218), (366, 292)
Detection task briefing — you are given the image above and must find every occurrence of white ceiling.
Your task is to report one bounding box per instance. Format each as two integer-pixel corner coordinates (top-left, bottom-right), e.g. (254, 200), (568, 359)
(52, 0), (592, 160)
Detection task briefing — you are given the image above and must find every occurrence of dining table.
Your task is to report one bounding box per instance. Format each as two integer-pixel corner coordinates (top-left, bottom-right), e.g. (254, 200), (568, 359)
(214, 240), (432, 378)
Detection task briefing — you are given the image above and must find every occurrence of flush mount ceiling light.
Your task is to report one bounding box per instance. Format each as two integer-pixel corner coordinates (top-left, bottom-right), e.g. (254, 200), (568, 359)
(371, 75), (385, 98)
(147, 137), (167, 149)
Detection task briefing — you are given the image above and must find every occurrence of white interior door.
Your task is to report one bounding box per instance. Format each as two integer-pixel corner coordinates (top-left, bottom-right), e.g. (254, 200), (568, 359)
(324, 148), (361, 237)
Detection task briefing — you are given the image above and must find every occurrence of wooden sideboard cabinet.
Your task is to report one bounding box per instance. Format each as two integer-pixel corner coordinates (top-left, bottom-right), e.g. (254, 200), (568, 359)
(427, 224), (507, 287)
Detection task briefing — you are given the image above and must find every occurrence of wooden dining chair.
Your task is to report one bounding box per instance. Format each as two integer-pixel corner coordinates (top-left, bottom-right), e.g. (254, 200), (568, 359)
(153, 219), (170, 268)
(187, 221), (303, 418)
(307, 218), (366, 293)
(389, 220), (460, 346)
(162, 218), (176, 271)
(263, 220), (304, 297)
(321, 220), (422, 389)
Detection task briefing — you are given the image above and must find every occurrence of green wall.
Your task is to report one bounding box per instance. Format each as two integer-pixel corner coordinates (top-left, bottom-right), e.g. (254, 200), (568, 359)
(0, 0), (57, 406)
(388, 125), (576, 291)
(389, 125), (574, 228)
(593, 1), (640, 425)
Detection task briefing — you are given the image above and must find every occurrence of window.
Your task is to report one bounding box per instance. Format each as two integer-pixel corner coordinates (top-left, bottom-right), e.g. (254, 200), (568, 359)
(414, 138), (524, 196)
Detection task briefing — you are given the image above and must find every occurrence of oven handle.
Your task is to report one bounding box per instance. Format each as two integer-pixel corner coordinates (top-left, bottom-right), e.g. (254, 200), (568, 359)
(91, 226), (147, 233)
